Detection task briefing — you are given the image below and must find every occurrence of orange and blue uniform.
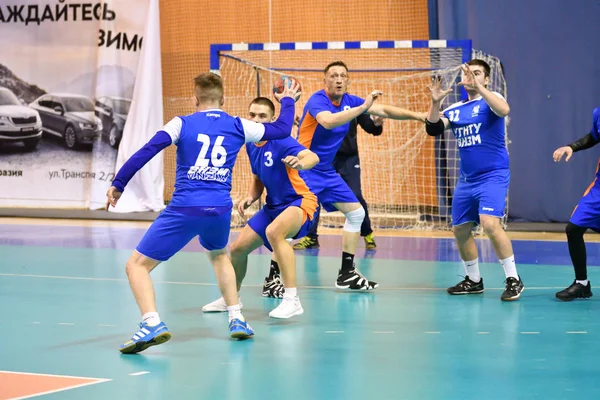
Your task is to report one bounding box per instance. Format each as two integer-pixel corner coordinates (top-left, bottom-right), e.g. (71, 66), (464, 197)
(296, 90), (366, 211)
(571, 107), (600, 230)
(246, 136), (318, 251)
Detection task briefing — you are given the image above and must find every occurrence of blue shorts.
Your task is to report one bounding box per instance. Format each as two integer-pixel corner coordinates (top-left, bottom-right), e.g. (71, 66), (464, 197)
(136, 206), (232, 261)
(452, 170), (509, 226)
(247, 198), (318, 252)
(300, 168), (358, 212)
(570, 178), (600, 232)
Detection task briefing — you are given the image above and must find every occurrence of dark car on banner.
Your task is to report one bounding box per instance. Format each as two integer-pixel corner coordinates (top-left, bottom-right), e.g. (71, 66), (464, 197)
(95, 96), (131, 148)
(0, 87), (43, 151)
(30, 93), (103, 150)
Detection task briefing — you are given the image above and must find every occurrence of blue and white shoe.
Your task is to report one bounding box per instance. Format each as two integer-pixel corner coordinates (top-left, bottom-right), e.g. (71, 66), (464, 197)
(229, 318), (254, 339)
(119, 321), (171, 354)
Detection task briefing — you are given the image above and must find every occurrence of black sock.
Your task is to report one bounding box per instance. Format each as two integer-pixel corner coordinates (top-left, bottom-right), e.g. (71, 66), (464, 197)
(269, 260), (280, 278)
(566, 222), (588, 281)
(341, 252), (355, 272)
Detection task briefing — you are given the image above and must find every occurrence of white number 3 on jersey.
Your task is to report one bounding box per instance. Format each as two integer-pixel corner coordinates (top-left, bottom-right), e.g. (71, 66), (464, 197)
(448, 110), (460, 122)
(264, 151), (273, 167)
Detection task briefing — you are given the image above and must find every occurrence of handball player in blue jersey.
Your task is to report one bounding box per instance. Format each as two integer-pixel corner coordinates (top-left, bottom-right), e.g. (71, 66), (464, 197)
(203, 97), (319, 318)
(552, 107), (600, 301)
(296, 61), (426, 290)
(426, 59), (524, 301)
(105, 73), (300, 353)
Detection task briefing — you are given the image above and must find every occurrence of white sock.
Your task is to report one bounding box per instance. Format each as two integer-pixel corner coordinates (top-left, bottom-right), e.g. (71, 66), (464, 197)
(500, 255), (518, 279)
(576, 279), (589, 286)
(142, 312), (160, 327)
(463, 258), (481, 282)
(227, 304), (244, 322)
(284, 287), (297, 298)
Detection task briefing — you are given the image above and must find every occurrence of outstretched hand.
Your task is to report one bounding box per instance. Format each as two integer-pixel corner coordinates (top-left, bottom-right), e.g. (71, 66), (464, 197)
(457, 64), (481, 92)
(427, 75), (453, 103)
(553, 146), (574, 163)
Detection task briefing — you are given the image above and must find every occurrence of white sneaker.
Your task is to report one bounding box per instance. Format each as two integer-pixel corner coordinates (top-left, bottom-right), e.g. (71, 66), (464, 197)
(269, 296), (304, 319)
(202, 296), (243, 313)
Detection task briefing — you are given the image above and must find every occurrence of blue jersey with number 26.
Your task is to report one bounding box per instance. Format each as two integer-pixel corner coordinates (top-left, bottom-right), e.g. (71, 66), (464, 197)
(160, 109), (266, 208)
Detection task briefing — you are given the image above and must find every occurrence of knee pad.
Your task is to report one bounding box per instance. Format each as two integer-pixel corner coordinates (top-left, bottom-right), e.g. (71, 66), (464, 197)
(343, 207), (365, 233)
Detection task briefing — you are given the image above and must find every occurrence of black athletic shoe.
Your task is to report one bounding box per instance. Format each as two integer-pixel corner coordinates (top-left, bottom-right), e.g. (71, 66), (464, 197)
(447, 276), (484, 295)
(556, 281), (592, 301)
(335, 268), (378, 290)
(262, 275), (284, 298)
(501, 276), (524, 301)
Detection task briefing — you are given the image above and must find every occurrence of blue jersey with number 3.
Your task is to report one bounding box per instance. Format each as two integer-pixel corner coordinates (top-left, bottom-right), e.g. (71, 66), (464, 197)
(246, 137), (315, 207)
(160, 109), (266, 207)
(443, 92), (508, 180)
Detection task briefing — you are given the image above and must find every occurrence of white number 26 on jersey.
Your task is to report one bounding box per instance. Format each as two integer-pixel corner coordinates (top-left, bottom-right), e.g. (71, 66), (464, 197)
(194, 134), (227, 167)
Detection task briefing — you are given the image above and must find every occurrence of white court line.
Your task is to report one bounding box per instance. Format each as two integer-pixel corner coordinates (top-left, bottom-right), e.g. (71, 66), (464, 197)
(566, 331), (588, 334)
(0, 371), (110, 400)
(129, 371), (150, 376)
(0, 273), (585, 291)
(32, 322), (41, 324)
(424, 331), (441, 334)
(477, 332), (490, 334)
(373, 331), (395, 334)
(324, 331), (344, 334)
(520, 332), (540, 334)
(58, 323), (75, 326)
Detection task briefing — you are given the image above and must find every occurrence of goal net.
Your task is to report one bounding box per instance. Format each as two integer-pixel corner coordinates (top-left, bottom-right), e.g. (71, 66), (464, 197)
(167, 40), (508, 230)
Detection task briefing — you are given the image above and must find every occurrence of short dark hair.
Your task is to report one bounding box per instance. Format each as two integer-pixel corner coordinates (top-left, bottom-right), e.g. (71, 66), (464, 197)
(193, 72), (223, 103)
(324, 61), (349, 75)
(467, 59), (491, 78)
(249, 97), (275, 116)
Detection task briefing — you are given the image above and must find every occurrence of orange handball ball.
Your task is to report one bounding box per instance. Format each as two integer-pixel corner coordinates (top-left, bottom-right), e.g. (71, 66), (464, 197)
(273, 76), (302, 102)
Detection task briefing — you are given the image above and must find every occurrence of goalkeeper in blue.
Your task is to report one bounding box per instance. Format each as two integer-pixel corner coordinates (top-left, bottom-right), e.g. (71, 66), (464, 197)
(425, 59), (524, 301)
(106, 73), (300, 353)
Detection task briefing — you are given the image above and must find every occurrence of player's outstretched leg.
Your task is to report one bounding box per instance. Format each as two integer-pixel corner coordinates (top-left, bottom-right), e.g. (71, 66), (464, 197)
(480, 215), (524, 301)
(201, 227), (261, 313)
(119, 251), (171, 354)
(266, 207), (305, 318)
(556, 222), (593, 301)
(333, 202), (378, 290)
(447, 222), (485, 295)
(208, 249), (254, 339)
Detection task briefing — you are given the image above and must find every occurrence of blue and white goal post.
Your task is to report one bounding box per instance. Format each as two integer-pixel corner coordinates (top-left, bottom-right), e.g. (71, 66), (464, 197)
(207, 39), (506, 230)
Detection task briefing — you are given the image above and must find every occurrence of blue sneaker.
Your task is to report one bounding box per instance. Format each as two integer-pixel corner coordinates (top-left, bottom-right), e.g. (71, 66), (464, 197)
(119, 321), (171, 354)
(229, 318), (254, 339)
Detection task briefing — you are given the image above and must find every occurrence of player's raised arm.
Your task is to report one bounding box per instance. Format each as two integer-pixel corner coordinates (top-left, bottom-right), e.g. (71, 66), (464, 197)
(425, 76), (451, 137)
(106, 118), (179, 209)
(315, 90), (382, 129)
(240, 79), (300, 142)
(458, 63), (509, 117)
(367, 102), (426, 122)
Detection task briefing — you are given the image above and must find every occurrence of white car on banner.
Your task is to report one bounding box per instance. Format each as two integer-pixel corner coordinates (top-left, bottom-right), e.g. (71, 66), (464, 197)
(0, 87), (43, 151)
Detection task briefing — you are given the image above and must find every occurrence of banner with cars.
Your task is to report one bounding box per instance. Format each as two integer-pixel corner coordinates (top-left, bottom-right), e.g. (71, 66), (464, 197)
(0, 0), (149, 208)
